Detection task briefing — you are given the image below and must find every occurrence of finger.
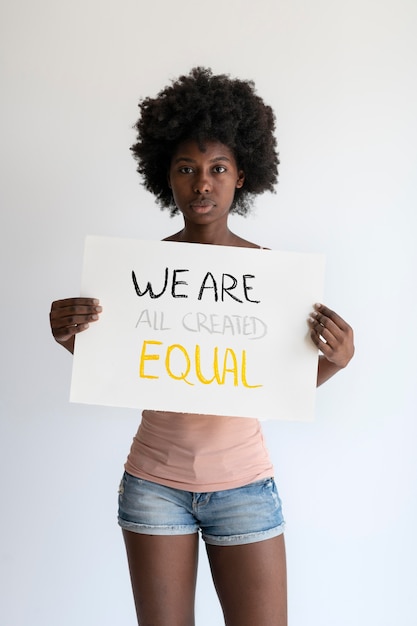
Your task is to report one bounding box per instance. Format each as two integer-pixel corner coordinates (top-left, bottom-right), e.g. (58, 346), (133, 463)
(52, 322), (91, 342)
(50, 298), (102, 323)
(50, 311), (101, 334)
(308, 307), (355, 367)
(50, 313), (100, 331)
(309, 326), (325, 351)
(308, 319), (335, 350)
(50, 298), (102, 344)
(317, 325), (336, 349)
(313, 303), (351, 332)
(310, 305), (353, 348)
(309, 314), (342, 346)
(50, 297), (100, 312)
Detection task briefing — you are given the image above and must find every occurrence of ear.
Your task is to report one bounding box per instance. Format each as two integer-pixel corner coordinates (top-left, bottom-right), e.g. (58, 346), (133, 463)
(167, 172), (172, 189)
(236, 170), (245, 189)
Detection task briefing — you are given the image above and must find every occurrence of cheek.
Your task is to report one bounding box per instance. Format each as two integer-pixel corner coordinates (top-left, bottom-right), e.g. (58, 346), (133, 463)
(171, 182), (184, 198)
(169, 185), (186, 209)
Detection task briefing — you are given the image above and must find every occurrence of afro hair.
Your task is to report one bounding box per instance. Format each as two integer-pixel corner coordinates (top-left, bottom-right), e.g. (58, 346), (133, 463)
(131, 67), (279, 216)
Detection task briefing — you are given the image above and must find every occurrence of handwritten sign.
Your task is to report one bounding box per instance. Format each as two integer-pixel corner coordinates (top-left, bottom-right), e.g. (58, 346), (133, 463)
(70, 237), (325, 420)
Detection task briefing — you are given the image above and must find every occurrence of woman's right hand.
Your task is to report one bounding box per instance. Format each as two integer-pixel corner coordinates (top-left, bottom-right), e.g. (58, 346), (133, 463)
(49, 298), (102, 354)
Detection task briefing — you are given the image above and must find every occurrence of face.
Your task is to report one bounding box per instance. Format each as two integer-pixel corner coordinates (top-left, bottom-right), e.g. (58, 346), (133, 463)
(168, 139), (245, 226)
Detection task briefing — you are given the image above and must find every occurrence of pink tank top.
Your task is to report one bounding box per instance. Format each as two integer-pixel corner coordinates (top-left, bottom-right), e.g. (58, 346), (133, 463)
(125, 410), (274, 492)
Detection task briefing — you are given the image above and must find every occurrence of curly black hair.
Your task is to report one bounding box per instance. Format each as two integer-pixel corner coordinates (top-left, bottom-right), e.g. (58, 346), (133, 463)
(131, 67), (279, 216)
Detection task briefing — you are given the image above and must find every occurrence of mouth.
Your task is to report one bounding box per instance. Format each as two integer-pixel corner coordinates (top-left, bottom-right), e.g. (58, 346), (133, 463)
(189, 198), (215, 213)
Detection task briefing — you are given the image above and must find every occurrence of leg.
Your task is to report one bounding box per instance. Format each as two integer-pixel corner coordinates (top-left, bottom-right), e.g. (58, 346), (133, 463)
(122, 529), (199, 626)
(206, 534), (287, 626)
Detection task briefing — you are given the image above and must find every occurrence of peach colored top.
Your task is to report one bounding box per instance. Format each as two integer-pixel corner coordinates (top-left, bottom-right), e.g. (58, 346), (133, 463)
(125, 410), (274, 492)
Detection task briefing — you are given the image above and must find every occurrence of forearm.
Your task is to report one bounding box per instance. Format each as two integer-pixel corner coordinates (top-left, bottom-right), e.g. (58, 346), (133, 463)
(316, 355), (345, 387)
(60, 336), (75, 354)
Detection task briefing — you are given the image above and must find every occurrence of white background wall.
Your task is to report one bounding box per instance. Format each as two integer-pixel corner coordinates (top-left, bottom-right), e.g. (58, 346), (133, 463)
(1, 1), (416, 624)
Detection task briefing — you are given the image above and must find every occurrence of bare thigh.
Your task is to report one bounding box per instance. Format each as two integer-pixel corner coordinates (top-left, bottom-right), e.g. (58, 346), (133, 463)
(206, 534), (287, 626)
(122, 529), (199, 626)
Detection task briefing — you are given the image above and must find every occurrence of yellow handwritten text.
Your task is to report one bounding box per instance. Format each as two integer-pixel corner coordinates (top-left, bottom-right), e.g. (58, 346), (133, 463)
(139, 340), (262, 388)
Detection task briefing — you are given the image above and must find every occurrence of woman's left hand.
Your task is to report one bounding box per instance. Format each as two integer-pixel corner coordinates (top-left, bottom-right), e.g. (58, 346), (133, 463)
(308, 303), (354, 369)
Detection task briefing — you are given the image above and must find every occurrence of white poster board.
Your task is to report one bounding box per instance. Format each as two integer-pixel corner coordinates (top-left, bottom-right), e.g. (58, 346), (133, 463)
(70, 237), (325, 420)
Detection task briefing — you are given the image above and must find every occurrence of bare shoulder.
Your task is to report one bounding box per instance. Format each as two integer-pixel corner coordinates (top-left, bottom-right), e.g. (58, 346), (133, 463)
(162, 231), (183, 242)
(231, 234), (269, 249)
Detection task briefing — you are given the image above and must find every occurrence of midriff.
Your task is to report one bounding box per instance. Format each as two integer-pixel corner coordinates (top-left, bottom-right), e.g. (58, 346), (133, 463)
(125, 410), (274, 492)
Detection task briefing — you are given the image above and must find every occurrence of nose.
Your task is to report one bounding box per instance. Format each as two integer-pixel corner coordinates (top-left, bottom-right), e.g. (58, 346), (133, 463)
(193, 170), (212, 194)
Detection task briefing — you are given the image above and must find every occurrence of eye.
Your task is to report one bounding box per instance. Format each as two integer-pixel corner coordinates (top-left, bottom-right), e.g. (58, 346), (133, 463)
(213, 165), (227, 173)
(179, 166), (194, 174)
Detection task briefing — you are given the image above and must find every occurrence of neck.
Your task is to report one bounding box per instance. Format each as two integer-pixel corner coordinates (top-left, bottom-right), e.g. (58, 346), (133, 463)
(173, 223), (238, 246)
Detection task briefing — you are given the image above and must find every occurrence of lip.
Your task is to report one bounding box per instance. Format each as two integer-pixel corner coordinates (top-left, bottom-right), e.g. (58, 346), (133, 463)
(189, 199), (215, 213)
(190, 198), (215, 207)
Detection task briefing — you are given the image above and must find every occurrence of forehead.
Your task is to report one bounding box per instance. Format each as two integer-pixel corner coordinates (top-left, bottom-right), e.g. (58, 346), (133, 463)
(171, 139), (237, 163)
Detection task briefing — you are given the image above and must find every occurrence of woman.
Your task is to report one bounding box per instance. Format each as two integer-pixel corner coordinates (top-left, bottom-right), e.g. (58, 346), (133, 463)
(50, 68), (354, 626)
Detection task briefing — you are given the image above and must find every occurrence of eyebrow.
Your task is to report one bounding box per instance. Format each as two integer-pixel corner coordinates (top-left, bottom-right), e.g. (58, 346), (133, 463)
(172, 155), (232, 165)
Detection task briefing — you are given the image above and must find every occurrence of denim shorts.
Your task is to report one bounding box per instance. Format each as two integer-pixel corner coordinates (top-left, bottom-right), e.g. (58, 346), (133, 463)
(118, 472), (285, 546)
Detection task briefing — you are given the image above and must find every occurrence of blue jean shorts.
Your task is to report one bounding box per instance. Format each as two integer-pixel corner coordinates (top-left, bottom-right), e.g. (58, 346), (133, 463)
(118, 472), (285, 546)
